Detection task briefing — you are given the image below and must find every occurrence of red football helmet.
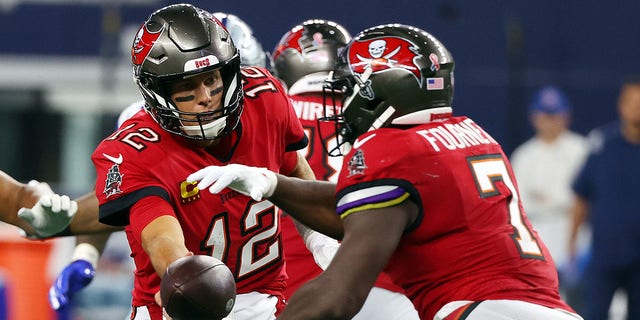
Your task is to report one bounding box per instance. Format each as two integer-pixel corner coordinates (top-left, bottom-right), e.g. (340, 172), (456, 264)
(271, 19), (351, 95)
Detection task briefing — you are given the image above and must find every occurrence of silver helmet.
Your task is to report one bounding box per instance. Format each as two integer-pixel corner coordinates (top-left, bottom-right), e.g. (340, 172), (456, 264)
(271, 19), (351, 95)
(132, 4), (243, 140)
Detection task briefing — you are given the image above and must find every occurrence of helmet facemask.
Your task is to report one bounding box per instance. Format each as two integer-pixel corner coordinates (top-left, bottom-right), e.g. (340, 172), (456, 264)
(319, 67), (375, 157)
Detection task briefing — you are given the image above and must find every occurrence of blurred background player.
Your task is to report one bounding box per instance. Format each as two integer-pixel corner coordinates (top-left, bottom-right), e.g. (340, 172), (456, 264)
(569, 76), (640, 320)
(45, 9), (283, 319)
(510, 85), (589, 298)
(270, 19), (419, 319)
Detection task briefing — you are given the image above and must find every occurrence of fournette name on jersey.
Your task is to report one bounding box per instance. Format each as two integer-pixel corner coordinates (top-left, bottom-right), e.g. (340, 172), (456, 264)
(290, 99), (339, 121)
(417, 118), (498, 152)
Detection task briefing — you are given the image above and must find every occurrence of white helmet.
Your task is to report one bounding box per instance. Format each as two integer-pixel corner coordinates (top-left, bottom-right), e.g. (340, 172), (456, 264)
(213, 12), (267, 67)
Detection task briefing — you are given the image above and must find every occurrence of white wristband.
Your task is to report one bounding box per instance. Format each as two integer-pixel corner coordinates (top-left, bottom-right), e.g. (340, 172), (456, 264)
(71, 243), (100, 269)
(261, 169), (278, 198)
(303, 230), (340, 270)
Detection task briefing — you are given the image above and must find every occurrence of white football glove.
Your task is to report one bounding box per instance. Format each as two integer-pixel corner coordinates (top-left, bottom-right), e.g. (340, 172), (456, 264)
(27, 179), (54, 195)
(18, 193), (78, 238)
(303, 228), (340, 270)
(187, 164), (277, 201)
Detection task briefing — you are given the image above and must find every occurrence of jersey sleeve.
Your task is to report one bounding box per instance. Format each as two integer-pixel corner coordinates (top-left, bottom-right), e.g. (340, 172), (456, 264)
(335, 131), (419, 220)
(127, 195), (177, 244)
(280, 151), (300, 176)
(270, 71), (308, 152)
(92, 131), (172, 227)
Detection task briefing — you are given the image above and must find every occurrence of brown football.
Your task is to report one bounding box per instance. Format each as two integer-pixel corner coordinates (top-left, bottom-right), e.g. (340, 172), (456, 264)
(160, 255), (236, 320)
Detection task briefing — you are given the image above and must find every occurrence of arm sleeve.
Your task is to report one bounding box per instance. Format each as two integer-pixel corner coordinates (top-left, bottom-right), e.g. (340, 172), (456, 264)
(276, 81), (308, 152)
(128, 195), (177, 244)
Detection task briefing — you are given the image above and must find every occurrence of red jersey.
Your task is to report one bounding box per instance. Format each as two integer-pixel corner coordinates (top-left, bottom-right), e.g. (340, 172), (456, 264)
(92, 67), (307, 311)
(283, 93), (404, 298)
(290, 93), (343, 183)
(335, 116), (574, 320)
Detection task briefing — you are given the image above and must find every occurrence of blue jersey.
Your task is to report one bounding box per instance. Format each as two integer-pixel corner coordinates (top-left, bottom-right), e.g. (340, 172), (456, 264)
(572, 121), (640, 267)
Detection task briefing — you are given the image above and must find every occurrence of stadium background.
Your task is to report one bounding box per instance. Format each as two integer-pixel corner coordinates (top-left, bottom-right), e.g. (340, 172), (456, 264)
(0, 0), (637, 319)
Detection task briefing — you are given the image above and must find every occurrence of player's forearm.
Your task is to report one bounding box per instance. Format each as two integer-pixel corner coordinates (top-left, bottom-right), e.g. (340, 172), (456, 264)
(147, 237), (189, 277)
(270, 176), (343, 240)
(141, 216), (190, 277)
(278, 275), (359, 319)
(68, 191), (122, 234)
(0, 172), (40, 231)
(8, 184), (36, 229)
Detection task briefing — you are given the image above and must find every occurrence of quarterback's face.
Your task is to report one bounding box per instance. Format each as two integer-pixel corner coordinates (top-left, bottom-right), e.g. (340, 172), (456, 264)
(168, 69), (224, 125)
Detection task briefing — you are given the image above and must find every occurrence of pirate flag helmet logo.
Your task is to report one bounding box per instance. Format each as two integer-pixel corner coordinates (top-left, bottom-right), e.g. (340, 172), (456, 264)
(349, 36), (423, 85)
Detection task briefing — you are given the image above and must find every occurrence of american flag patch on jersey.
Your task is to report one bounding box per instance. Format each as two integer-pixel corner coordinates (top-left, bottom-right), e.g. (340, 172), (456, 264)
(427, 77), (444, 90)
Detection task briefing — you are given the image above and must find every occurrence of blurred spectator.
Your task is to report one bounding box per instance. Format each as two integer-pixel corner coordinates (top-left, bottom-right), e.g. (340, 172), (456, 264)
(569, 76), (640, 320)
(510, 86), (590, 282)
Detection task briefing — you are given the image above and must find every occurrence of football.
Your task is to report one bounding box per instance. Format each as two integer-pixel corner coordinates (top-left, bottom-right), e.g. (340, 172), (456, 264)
(160, 255), (236, 320)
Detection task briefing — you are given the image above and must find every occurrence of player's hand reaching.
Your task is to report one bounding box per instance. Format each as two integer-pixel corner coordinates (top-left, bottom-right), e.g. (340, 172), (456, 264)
(154, 291), (174, 320)
(187, 164), (277, 201)
(18, 192), (78, 238)
(49, 243), (99, 312)
(27, 179), (54, 196)
(49, 260), (95, 310)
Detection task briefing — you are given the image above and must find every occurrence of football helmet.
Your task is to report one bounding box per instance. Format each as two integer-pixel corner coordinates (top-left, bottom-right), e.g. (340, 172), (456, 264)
(320, 24), (455, 156)
(213, 12), (266, 67)
(271, 19), (351, 95)
(132, 4), (243, 140)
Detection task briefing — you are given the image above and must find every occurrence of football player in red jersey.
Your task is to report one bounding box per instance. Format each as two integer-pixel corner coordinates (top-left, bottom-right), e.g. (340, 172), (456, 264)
(18, 11), (338, 319)
(43, 11), (274, 316)
(90, 4), (339, 320)
(189, 24), (583, 320)
(271, 20), (419, 319)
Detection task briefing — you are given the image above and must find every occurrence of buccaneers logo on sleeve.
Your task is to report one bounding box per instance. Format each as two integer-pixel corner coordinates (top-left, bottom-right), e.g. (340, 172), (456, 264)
(103, 153), (124, 198)
(347, 149), (368, 177)
(348, 36), (422, 84)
